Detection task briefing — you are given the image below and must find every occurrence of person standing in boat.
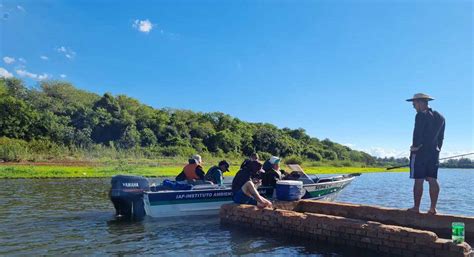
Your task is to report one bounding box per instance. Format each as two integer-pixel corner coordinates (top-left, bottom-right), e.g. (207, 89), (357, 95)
(175, 154), (206, 183)
(232, 160), (272, 208)
(205, 160), (230, 186)
(406, 93), (445, 214)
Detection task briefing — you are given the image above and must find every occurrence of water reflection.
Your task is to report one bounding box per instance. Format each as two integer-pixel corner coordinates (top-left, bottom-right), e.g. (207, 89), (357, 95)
(1, 169), (472, 256)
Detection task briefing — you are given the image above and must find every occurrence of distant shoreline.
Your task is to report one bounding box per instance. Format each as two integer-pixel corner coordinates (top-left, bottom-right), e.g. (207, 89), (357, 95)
(0, 162), (408, 179)
(2, 161), (472, 179)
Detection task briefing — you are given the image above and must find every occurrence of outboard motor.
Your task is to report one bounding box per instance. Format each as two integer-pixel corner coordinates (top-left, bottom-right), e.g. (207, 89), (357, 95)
(110, 175), (149, 220)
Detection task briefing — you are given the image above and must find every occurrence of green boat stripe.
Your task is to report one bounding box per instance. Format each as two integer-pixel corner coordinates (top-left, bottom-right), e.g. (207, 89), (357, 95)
(308, 187), (343, 197)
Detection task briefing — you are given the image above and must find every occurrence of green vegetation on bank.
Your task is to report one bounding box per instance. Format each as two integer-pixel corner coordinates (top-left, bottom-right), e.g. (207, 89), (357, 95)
(0, 164), (407, 179)
(1, 79), (470, 171)
(0, 78), (376, 165)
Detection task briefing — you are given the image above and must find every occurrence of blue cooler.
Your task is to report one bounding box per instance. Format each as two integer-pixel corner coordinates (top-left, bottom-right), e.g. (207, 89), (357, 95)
(275, 180), (303, 201)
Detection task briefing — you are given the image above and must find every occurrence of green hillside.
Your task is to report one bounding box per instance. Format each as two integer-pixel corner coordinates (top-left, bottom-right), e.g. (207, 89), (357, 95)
(0, 78), (375, 165)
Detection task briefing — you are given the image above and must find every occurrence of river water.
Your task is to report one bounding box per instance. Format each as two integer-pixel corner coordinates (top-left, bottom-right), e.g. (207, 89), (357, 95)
(1, 169), (473, 256)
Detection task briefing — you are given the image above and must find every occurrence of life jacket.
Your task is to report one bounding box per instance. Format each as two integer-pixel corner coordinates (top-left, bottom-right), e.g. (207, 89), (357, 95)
(183, 163), (200, 180)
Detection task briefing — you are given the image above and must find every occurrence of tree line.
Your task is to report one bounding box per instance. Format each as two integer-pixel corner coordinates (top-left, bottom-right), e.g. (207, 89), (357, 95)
(374, 156), (474, 169)
(440, 158), (474, 169)
(0, 78), (375, 164)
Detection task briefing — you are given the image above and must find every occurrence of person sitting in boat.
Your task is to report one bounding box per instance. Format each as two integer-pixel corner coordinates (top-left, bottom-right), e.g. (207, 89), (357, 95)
(232, 160), (272, 208)
(240, 152), (259, 170)
(205, 160), (230, 186)
(262, 156), (286, 187)
(175, 154), (206, 183)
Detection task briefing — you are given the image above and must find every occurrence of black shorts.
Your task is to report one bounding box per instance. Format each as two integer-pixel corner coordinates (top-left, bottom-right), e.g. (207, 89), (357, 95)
(409, 153), (439, 179)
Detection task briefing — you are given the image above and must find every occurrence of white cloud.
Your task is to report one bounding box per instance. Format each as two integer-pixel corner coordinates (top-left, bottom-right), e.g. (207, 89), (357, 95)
(17, 5), (25, 12)
(56, 46), (76, 59)
(16, 69), (35, 78)
(133, 19), (154, 33)
(364, 147), (408, 158)
(360, 146), (474, 160)
(60, 74), (67, 78)
(342, 143), (355, 148)
(16, 69), (49, 80)
(40, 55), (49, 60)
(3, 56), (15, 64)
(340, 143), (406, 158)
(0, 67), (13, 78)
(18, 57), (26, 63)
(15, 64), (26, 69)
(37, 74), (49, 80)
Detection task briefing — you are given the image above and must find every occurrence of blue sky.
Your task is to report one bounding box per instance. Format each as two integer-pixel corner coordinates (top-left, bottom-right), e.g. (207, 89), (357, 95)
(1, 0), (472, 158)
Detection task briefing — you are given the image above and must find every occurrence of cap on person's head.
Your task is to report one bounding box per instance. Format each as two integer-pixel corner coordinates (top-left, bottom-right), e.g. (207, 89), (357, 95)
(192, 154), (202, 165)
(269, 156), (281, 165)
(406, 93), (434, 102)
(218, 160), (230, 172)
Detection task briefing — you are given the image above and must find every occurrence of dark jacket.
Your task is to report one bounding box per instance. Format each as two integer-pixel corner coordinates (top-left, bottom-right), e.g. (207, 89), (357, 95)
(205, 166), (224, 185)
(261, 160), (283, 187)
(262, 168), (282, 187)
(240, 159), (251, 169)
(231, 168), (251, 193)
(262, 160), (272, 172)
(412, 108), (445, 160)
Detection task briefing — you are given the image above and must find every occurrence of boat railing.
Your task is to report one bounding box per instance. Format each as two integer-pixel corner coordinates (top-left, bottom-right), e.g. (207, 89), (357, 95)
(192, 184), (223, 190)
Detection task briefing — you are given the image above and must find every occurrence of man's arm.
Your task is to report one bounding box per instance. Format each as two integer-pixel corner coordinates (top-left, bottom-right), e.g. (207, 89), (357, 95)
(196, 167), (205, 180)
(175, 171), (186, 181)
(412, 112), (427, 151)
(270, 172), (280, 187)
(244, 181), (273, 208)
(240, 159), (249, 169)
(437, 117), (445, 150)
(214, 170), (223, 185)
(243, 181), (269, 204)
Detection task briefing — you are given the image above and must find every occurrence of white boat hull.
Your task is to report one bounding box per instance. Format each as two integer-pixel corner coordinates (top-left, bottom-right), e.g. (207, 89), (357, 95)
(144, 194), (233, 217)
(143, 177), (354, 218)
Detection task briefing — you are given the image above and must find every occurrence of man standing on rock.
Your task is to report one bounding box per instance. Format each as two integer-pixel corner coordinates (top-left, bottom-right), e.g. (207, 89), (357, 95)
(406, 93), (445, 214)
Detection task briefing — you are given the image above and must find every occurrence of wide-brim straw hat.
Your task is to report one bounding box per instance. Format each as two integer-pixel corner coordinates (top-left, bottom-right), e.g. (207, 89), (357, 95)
(406, 93), (435, 102)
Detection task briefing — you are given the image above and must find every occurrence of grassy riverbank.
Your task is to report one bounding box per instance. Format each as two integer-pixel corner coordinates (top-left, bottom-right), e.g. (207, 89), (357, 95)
(0, 163), (407, 179)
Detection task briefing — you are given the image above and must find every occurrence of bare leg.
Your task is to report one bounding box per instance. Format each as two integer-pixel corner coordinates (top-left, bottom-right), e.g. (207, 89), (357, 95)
(409, 179), (424, 212)
(426, 177), (439, 214)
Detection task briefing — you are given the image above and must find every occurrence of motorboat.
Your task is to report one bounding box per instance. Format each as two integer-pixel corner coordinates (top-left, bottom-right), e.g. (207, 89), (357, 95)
(109, 164), (359, 220)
